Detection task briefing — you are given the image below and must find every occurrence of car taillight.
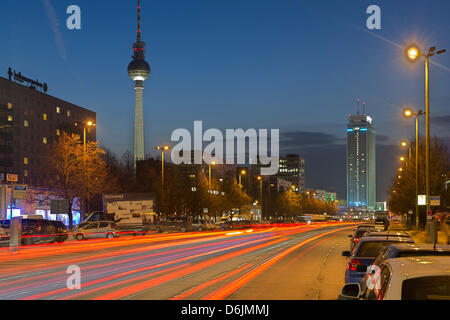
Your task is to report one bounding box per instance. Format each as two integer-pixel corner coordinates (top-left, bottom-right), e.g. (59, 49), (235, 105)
(347, 259), (362, 271)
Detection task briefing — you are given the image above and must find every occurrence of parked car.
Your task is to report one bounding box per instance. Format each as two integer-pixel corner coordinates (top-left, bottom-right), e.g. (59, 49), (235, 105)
(74, 221), (119, 240)
(339, 256), (450, 300)
(362, 231), (412, 240)
(349, 226), (377, 251)
(360, 243), (450, 291)
(374, 217), (389, 231)
(49, 220), (69, 243)
(0, 220), (10, 240)
(342, 236), (414, 284)
(192, 220), (216, 231)
(156, 220), (200, 233)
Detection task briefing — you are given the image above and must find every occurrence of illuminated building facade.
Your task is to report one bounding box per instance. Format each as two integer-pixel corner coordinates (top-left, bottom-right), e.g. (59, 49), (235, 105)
(346, 114), (376, 209)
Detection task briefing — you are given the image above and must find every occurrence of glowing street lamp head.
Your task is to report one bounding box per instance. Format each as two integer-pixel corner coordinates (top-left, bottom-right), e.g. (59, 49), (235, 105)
(401, 141), (408, 147)
(400, 156), (405, 162)
(406, 46), (420, 61)
(403, 108), (414, 118)
(241, 170), (246, 175)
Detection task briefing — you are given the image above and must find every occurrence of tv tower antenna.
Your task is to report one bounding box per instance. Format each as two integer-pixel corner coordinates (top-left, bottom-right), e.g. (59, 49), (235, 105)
(362, 102), (366, 115)
(356, 98), (360, 115)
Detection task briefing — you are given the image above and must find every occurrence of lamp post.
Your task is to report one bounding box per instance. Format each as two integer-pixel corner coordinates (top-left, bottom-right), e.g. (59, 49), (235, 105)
(406, 45), (446, 223)
(208, 161), (216, 190)
(79, 121), (95, 221)
(155, 145), (171, 187)
(239, 169), (246, 187)
(257, 176), (263, 218)
(403, 108), (424, 229)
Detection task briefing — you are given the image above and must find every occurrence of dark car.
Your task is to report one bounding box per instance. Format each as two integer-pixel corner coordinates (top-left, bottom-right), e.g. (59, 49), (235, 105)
(342, 236), (414, 284)
(2, 219), (69, 245)
(21, 219), (60, 245)
(349, 226), (377, 251)
(156, 220), (199, 233)
(49, 220), (69, 243)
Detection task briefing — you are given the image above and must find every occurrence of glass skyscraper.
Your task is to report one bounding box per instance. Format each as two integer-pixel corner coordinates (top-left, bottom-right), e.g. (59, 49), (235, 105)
(346, 114), (376, 209)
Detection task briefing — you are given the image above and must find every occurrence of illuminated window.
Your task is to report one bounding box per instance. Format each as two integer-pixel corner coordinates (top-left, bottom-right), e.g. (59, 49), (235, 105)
(42, 137), (47, 144)
(24, 157), (29, 165)
(56, 106), (61, 113)
(56, 129), (60, 136)
(7, 102), (12, 109)
(7, 115), (12, 122)
(66, 110), (71, 117)
(43, 113), (47, 120)
(24, 120), (29, 127)
(24, 170), (28, 177)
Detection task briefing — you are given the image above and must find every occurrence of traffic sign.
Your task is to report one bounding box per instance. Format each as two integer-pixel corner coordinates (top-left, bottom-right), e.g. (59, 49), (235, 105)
(6, 174), (18, 183)
(430, 196), (440, 206)
(418, 195), (426, 206)
(12, 185), (27, 200)
(427, 209), (433, 220)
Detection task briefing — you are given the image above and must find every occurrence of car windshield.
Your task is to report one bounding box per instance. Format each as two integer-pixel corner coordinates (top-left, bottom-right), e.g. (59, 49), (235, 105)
(402, 276), (450, 300)
(356, 241), (403, 257)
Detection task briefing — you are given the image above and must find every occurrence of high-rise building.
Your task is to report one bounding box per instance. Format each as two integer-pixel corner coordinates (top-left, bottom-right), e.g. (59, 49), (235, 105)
(0, 73), (96, 187)
(346, 113), (376, 208)
(128, 0), (150, 167)
(277, 154), (305, 192)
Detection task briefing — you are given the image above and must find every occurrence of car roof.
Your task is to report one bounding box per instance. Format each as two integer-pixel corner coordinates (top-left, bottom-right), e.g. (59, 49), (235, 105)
(385, 243), (450, 253)
(365, 231), (410, 237)
(359, 236), (414, 243)
(383, 256), (450, 279)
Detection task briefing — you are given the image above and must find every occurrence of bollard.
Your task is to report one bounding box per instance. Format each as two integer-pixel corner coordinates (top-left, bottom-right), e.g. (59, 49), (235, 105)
(9, 216), (22, 253)
(428, 220), (438, 244)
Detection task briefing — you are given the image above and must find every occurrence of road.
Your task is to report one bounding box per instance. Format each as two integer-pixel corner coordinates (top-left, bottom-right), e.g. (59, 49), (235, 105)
(0, 222), (354, 300)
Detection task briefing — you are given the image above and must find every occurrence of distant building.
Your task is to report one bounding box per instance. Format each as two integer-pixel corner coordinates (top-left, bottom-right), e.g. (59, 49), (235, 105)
(277, 154), (305, 192)
(346, 113), (376, 209)
(0, 74), (96, 187)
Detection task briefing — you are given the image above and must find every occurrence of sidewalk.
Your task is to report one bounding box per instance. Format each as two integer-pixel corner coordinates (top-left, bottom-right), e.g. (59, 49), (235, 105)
(408, 230), (448, 245)
(390, 223), (448, 245)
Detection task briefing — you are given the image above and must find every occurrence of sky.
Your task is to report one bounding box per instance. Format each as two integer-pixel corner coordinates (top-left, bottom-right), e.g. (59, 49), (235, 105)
(1, 0), (450, 201)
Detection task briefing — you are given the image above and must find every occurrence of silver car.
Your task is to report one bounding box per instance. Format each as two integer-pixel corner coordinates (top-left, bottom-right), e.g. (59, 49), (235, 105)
(75, 221), (119, 240)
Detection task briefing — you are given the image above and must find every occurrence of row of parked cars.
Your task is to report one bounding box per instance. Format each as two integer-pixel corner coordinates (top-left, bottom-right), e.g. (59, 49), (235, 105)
(339, 223), (450, 300)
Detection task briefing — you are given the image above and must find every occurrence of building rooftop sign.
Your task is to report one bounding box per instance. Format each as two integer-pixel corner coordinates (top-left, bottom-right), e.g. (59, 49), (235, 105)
(7, 67), (48, 93)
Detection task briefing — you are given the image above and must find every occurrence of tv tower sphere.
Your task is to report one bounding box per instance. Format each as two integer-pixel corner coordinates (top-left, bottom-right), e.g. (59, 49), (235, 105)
(128, 57), (150, 81)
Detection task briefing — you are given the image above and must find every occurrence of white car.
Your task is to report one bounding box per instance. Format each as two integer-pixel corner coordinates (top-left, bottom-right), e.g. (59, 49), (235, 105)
(339, 256), (450, 300)
(75, 221), (119, 240)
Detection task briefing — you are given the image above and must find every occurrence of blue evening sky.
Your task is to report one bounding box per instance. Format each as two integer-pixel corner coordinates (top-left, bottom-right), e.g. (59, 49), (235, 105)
(1, 0), (449, 199)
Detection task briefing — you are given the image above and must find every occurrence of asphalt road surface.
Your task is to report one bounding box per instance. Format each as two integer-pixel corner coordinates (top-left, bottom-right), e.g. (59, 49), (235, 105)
(0, 222), (354, 300)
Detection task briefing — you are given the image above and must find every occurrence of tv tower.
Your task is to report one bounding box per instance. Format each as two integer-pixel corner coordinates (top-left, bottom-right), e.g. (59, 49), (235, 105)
(128, 0), (150, 166)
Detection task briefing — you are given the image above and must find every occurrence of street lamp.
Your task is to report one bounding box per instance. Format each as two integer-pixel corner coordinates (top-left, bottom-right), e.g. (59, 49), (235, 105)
(239, 169), (246, 187)
(208, 160), (216, 190)
(257, 176), (263, 218)
(405, 45), (446, 224)
(403, 108), (424, 229)
(155, 145), (171, 187)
